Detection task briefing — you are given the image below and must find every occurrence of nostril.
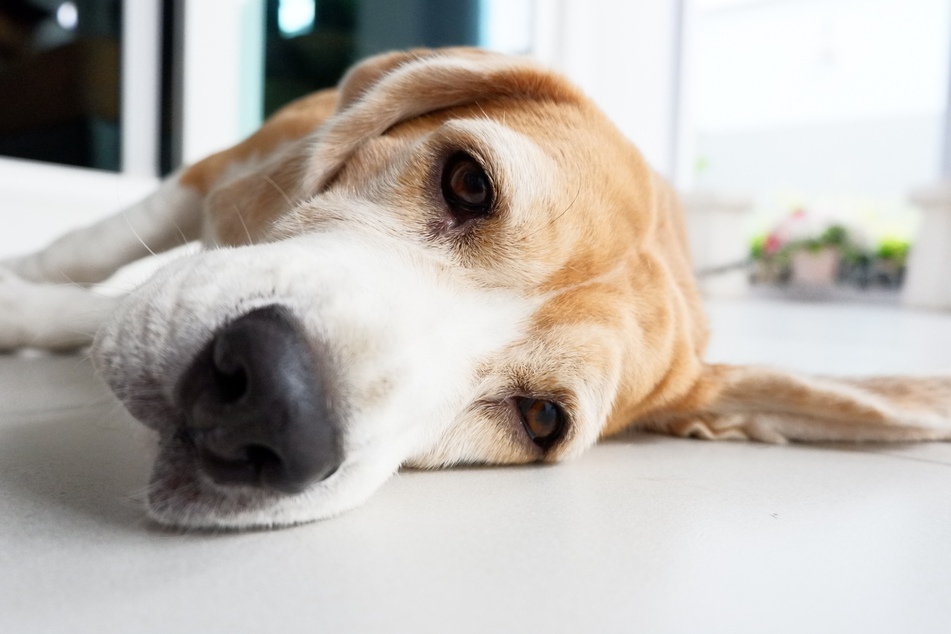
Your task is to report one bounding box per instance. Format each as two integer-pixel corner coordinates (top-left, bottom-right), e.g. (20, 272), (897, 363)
(196, 442), (282, 490)
(196, 441), (314, 494)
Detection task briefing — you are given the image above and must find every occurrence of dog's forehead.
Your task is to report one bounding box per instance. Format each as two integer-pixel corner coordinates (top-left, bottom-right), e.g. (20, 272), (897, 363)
(327, 97), (657, 267)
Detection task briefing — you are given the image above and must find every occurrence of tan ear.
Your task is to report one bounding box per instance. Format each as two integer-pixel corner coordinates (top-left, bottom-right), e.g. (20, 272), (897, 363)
(200, 142), (311, 246)
(336, 48), (494, 111)
(179, 90), (340, 245)
(643, 364), (951, 443)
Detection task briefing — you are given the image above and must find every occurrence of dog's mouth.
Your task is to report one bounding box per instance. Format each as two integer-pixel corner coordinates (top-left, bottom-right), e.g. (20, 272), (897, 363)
(145, 430), (341, 530)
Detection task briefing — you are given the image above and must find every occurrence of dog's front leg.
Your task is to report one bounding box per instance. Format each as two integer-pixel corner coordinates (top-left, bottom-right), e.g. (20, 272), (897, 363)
(2, 177), (203, 286)
(0, 268), (117, 350)
(0, 176), (204, 350)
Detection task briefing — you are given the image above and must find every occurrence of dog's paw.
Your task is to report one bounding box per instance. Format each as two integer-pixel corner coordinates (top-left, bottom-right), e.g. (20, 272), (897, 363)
(0, 267), (32, 350)
(0, 266), (111, 351)
(0, 254), (44, 284)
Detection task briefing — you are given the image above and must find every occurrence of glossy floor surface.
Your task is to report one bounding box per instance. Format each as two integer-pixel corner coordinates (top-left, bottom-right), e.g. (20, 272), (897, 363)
(2, 299), (950, 633)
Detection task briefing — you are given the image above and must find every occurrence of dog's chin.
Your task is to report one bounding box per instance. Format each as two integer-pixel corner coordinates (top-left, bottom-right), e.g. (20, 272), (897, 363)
(145, 437), (360, 531)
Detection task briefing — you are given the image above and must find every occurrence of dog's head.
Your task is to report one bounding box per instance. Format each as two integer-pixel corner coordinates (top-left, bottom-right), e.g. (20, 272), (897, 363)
(94, 48), (707, 528)
(93, 49), (950, 530)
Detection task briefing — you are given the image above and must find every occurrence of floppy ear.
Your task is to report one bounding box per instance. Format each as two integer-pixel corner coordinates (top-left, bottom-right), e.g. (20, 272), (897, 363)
(644, 364), (951, 443)
(335, 48), (494, 111)
(180, 90), (340, 246)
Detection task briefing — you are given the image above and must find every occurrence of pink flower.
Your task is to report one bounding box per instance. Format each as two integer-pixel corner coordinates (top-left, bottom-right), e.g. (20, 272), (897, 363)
(764, 232), (783, 255)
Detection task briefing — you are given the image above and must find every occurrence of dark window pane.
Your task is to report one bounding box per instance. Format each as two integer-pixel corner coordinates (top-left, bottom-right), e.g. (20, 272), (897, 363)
(263, 0), (481, 118)
(0, 0), (122, 171)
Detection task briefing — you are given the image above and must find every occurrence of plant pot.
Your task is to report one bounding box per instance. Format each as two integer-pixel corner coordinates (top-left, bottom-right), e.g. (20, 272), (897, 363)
(791, 247), (839, 286)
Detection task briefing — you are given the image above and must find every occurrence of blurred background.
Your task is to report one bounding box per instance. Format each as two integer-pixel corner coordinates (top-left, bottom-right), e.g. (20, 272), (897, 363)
(1, 0), (950, 308)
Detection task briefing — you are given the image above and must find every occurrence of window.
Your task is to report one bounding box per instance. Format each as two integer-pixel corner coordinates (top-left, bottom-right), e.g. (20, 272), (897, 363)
(0, 0), (161, 174)
(682, 0), (951, 267)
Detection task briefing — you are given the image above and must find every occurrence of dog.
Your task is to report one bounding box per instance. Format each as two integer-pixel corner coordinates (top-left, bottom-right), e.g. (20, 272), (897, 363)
(1, 48), (949, 529)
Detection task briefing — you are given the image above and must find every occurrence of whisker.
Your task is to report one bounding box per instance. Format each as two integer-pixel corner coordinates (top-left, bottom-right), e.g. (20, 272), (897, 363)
(263, 174), (294, 208)
(169, 216), (191, 247)
(122, 212), (158, 257)
(525, 184), (581, 240)
(55, 271), (85, 289)
(233, 205), (254, 245)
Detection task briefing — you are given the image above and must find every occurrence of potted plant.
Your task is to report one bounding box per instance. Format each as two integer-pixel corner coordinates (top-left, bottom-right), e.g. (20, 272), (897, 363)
(788, 224), (847, 286)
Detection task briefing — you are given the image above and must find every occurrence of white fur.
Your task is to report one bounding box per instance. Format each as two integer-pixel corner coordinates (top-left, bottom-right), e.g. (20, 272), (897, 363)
(0, 267), (118, 350)
(4, 177), (202, 286)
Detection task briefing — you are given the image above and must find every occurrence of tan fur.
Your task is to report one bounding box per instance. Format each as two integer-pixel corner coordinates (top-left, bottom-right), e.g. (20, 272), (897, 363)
(180, 90), (337, 244)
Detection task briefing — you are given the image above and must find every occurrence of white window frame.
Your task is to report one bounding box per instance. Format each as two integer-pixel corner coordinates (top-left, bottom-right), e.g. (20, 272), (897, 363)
(177, 0), (265, 165)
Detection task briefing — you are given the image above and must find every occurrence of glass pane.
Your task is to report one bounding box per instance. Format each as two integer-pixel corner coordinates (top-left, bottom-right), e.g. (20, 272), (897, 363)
(0, 0), (122, 171)
(262, 0), (490, 119)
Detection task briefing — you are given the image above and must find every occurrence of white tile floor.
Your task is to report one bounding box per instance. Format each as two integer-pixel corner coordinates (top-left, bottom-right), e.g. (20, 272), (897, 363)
(1, 299), (950, 634)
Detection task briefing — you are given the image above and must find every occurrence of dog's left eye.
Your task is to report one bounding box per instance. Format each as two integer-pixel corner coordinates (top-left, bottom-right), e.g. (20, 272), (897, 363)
(516, 397), (565, 448)
(441, 152), (494, 220)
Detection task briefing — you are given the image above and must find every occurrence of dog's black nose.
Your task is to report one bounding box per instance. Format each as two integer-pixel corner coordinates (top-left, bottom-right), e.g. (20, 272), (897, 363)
(176, 305), (340, 494)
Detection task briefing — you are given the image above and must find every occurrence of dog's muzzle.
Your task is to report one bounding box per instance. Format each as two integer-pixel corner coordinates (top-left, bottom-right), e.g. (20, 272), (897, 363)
(174, 304), (341, 494)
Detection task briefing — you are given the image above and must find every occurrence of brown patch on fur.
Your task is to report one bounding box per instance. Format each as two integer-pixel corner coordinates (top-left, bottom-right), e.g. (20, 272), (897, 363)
(201, 141), (311, 246)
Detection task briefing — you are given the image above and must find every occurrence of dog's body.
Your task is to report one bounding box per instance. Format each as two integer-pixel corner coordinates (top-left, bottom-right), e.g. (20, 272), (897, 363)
(1, 49), (949, 529)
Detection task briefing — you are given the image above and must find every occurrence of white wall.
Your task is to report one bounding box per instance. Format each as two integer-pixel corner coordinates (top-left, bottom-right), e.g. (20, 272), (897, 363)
(533, 0), (683, 179)
(681, 0), (951, 239)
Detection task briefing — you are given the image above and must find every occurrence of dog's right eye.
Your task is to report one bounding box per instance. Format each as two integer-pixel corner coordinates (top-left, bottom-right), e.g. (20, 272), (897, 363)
(516, 397), (565, 449)
(441, 152), (494, 222)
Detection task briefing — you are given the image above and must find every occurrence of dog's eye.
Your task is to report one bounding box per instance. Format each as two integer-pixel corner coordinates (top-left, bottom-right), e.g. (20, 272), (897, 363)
(441, 152), (494, 220)
(516, 397), (565, 448)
